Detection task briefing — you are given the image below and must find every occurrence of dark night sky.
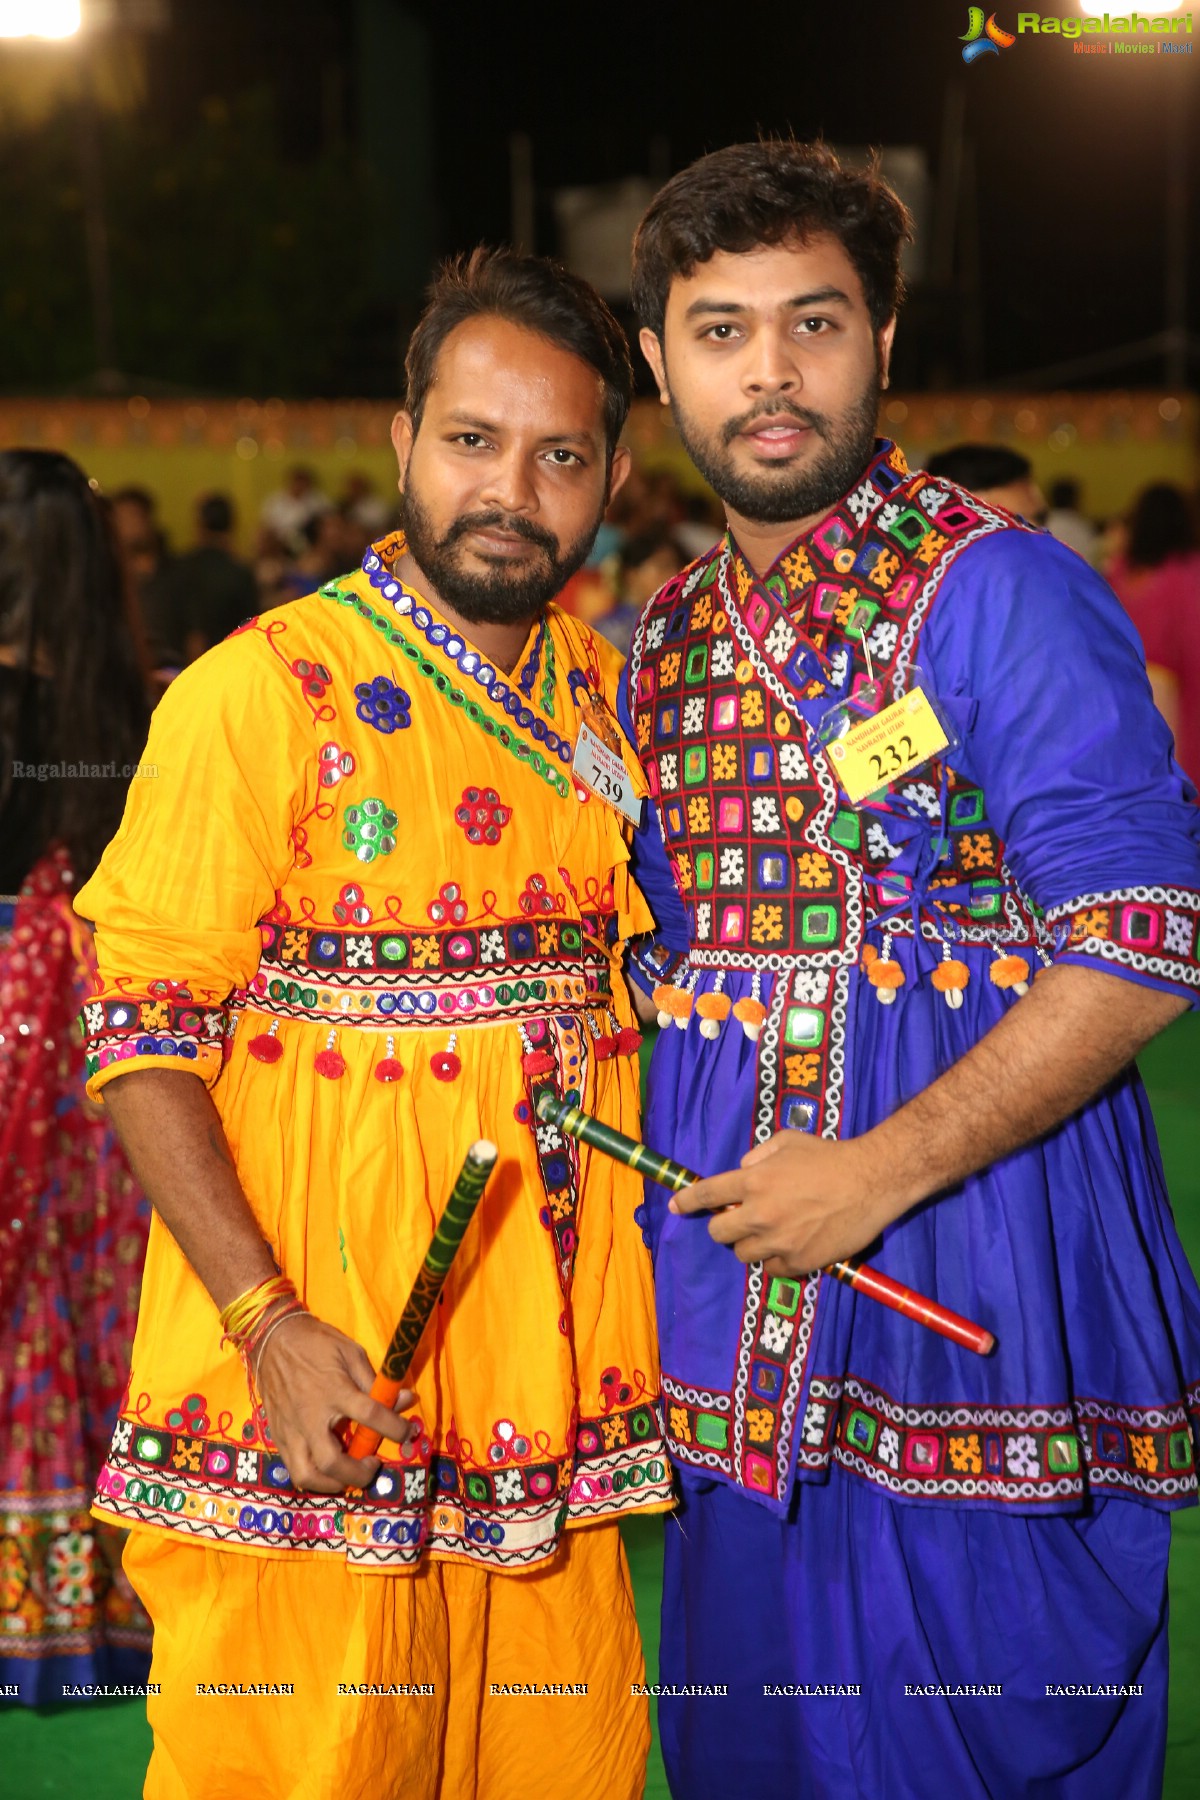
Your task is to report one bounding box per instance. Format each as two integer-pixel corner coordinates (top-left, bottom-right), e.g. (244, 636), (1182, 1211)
(409, 0), (1198, 386)
(133, 0), (1200, 389)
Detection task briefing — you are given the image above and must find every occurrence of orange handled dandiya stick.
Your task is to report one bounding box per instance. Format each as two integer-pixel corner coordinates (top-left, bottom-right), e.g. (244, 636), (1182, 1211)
(344, 1138), (499, 1458)
(534, 1093), (994, 1357)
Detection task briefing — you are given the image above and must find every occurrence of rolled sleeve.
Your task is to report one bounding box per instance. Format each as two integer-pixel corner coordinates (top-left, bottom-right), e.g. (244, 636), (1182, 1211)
(923, 530), (1200, 1005)
(75, 629), (313, 1097)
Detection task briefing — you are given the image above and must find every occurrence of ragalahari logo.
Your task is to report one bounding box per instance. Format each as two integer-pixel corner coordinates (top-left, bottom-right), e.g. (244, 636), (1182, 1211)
(961, 7), (1017, 59)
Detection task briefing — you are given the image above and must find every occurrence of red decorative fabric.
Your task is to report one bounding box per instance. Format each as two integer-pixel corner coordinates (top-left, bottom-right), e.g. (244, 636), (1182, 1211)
(1, 845), (151, 1682)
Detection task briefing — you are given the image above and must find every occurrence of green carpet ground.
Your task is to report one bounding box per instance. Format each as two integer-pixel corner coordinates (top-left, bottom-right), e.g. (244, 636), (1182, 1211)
(4, 1012), (1199, 1798)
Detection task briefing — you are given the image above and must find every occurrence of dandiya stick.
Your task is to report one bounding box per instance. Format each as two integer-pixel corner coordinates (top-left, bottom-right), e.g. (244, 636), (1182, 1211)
(535, 1093), (995, 1357)
(345, 1138), (498, 1458)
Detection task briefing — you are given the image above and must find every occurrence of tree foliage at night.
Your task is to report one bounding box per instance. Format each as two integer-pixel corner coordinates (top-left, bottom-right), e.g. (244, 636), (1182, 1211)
(0, 89), (379, 394)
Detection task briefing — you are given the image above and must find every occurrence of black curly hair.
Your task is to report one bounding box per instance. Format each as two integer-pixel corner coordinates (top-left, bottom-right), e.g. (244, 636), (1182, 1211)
(631, 138), (912, 339)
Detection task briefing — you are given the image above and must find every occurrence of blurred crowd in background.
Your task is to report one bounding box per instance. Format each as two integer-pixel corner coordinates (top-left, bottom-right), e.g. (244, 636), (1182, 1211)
(108, 445), (1200, 785)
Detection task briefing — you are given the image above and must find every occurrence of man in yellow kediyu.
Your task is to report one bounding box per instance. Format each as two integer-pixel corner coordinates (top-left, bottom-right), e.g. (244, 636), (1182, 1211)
(76, 249), (669, 1800)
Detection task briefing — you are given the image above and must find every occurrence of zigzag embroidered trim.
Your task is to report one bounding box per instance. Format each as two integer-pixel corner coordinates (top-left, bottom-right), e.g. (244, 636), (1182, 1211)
(80, 991), (226, 1082)
(662, 1371), (1200, 1508)
(94, 1396), (672, 1571)
(1046, 885), (1200, 989)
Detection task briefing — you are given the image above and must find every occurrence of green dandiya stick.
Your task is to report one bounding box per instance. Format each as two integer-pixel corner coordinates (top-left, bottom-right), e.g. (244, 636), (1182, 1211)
(536, 1092), (994, 1357)
(345, 1138), (498, 1457)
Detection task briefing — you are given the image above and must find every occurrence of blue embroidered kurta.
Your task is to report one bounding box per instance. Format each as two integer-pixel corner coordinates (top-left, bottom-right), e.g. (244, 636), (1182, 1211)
(620, 440), (1200, 1520)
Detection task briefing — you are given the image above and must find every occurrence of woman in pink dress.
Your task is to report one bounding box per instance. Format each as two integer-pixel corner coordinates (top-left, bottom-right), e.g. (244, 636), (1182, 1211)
(1109, 483), (1200, 789)
(0, 450), (153, 1701)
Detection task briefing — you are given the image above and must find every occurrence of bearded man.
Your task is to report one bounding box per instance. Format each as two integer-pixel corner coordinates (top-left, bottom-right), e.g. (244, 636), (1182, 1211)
(76, 248), (669, 1800)
(619, 139), (1200, 1799)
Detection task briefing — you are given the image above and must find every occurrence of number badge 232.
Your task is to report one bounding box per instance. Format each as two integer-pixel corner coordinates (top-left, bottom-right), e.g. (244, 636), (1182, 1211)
(819, 668), (958, 807)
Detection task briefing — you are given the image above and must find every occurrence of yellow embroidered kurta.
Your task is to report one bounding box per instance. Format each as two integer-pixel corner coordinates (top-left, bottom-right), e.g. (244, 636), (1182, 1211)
(78, 535), (669, 1573)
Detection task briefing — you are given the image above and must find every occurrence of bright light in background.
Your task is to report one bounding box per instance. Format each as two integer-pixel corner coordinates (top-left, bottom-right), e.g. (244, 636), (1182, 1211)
(1077, 0), (1185, 10)
(0, 0), (81, 37)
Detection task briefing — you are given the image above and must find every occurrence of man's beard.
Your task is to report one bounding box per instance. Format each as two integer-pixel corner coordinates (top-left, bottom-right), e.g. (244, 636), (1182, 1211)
(398, 487), (598, 626)
(669, 369), (882, 526)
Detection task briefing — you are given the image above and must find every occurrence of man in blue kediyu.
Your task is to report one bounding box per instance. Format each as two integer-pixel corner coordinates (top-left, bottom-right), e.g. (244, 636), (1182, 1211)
(620, 137), (1200, 1799)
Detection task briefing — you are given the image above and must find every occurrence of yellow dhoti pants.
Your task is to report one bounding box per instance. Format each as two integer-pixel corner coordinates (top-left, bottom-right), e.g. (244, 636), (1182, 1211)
(125, 1524), (649, 1800)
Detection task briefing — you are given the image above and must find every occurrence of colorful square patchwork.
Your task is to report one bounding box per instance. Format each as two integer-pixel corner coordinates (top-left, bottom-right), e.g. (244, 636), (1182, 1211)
(744, 592), (772, 637)
(767, 1277), (802, 1317)
(829, 809), (861, 850)
(1118, 905), (1160, 950)
(782, 1097), (818, 1132)
(949, 790), (985, 827)
(845, 1409), (877, 1453)
(784, 1007), (825, 1048)
(744, 1452), (774, 1492)
(694, 1413), (729, 1451)
(902, 1432), (942, 1476)
(800, 904), (838, 945)
(719, 905), (745, 942)
(751, 1360), (784, 1401)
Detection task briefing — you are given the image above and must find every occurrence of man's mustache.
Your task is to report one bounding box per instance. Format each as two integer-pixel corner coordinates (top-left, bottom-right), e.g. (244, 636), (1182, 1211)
(442, 511), (559, 556)
(721, 400), (831, 447)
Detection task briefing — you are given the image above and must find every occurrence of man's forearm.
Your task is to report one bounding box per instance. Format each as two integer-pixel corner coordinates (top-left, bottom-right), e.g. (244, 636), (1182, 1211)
(102, 1068), (277, 1310)
(865, 962), (1187, 1220)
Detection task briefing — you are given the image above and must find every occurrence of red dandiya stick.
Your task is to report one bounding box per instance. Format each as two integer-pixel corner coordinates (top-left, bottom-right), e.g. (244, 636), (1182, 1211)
(534, 1093), (995, 1357)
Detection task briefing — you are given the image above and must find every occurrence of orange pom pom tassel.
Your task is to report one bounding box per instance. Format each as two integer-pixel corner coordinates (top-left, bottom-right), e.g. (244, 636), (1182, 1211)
(695, 991), (733, 1042)
(990, 954), (1030, 996)
(932, 958), (970, 1009)
(653, 984), (693, 1030)
(865, 954), (905, 1005)
(732, 996), (768, 1042)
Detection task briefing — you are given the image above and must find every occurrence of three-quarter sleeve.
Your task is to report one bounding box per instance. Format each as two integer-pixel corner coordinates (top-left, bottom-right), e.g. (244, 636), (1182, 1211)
(75, 629), (315, 1098)
(922, 530), (1200, 1004)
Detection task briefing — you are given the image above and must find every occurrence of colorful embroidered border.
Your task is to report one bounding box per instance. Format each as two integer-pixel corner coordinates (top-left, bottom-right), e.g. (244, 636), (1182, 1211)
(263, 912), (617, 977)
(890, 477), (1031, 692)
(94, 1395), (671, 1571)
(332, 587), (573, 797)
(1047, 885), (1200, 992)
(81, 992), (228, 1083)
(661, 1264), (822, 1505)
(663, 1369), (1200, 1507)
(830, 1374), (1200, 1505)
(525, 1014), (586, 1288)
